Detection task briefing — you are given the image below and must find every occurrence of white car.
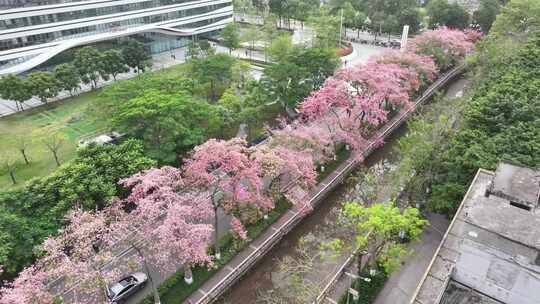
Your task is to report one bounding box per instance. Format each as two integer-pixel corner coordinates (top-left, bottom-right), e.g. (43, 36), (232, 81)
(107, 272), (148, 303)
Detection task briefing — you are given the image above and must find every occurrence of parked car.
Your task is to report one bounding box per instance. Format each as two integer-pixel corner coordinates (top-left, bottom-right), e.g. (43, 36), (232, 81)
(107, 272), (148, 303)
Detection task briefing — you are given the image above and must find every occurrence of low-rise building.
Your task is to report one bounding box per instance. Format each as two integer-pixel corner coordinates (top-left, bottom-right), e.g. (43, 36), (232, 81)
(410, 161), (540, 304)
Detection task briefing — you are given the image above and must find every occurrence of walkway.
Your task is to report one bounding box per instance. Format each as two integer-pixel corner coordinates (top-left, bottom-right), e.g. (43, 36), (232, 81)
(183, 64), (467, 304)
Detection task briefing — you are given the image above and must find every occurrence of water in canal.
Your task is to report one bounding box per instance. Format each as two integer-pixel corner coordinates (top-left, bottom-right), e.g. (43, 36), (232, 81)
(217, 78), (469, 304)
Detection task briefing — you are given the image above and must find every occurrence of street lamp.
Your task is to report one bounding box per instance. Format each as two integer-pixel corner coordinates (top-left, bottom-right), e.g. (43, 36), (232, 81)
(345, 272), (371, 304)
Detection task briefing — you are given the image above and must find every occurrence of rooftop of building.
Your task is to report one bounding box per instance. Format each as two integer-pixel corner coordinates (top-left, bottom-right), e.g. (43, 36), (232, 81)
(411, 162), (540, 304)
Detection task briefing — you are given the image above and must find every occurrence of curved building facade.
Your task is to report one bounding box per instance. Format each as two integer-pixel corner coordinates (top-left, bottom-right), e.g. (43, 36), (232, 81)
(0, 0), (233, 75)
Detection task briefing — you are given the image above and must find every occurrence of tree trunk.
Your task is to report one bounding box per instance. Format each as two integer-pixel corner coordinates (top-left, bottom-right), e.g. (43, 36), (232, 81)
(214, 209), (221, 259)
(133, 245), (160, 304)
(52, 150), (60, 167)
(210, 80), (216, 102)
(20, 149), (29, 165)
(184, 266), (194, 285)
(9, 171), (16, 185)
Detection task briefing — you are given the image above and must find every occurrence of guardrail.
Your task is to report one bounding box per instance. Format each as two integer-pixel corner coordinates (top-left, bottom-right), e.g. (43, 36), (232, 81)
(191, 63), (467, 304)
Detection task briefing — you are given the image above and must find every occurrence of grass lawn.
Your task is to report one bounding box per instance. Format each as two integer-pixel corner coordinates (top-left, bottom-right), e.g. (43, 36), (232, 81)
(0, 63), (193, 189)
(0, 90), (110, 189)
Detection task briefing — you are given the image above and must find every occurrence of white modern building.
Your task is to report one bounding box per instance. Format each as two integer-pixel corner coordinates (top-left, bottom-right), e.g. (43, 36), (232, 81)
(0, 0), (233, 75)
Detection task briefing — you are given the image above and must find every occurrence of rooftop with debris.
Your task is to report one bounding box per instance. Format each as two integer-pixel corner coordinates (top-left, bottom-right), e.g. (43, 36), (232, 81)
(411, 162), (540, 304)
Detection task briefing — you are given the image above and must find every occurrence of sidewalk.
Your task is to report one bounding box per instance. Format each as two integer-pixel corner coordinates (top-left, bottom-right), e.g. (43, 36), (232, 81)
(372, 213), (449, 304)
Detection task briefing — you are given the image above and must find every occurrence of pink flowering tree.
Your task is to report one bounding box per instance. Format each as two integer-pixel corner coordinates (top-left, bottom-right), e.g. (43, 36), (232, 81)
(336, 62), (418, 110)
(116, 166), (214, 286)
(249, 145), (317, 195)
(375, 50), (439, 88)
(299, 61), (419, 152)
(183, 138), (271, 259)
(409, 26), (476, 71)
(230, 217), (248, 241)
(270, 123), (335, 163)
(36, 208), (121, 303)
(0, 266), (53, 304)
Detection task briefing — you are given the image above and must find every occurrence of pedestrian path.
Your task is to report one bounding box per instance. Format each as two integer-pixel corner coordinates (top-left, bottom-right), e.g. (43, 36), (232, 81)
(183, 63), (467, 304)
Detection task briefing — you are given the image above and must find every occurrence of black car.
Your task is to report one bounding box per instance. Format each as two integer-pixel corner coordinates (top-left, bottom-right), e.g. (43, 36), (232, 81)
(107, 272), (148, 303)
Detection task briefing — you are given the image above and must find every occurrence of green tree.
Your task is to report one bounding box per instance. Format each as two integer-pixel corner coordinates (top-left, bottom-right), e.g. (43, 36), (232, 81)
(342, 1), (358, 33)
(473, 0), (502, 33)
(427, 0), (470, 29)
(490, 0), (540, 37)
(189, 53), (236, 101)
(212, 88), (244, 138)
(112, 89), (212, 162)
(53, 63), (80, 96)
(355, 0), (421, 35)
(34, 126), (66, 167)
(426, 32), (540, 215)
(73, 46), (103, 89)
(0, 152), (19, 185)
(0, 208), (33, 280)
(11, 133), (32, 165)
(291, 0), (320, 28)
(399, 7), (422, 34)
(198, 40), (215, 57)
(262, 46), (339, 114)
(186, 40), (203, 60)
(220, 23), (241, 54)
(339, 203), (427, 274)
(268, 0), (287, 27)
(121, 40), (152, 73)
(100, 49), (129, 80)
(308, 7), (341, 48)
(26, 71), (61, 104)
(0, 75), (32, 111)
(243, 25), (261, 59)
(267, 34), (294, 62)
(0, 140), (155, 279)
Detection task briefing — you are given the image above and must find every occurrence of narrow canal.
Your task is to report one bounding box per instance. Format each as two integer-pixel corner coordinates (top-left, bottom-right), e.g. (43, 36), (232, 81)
(217, 78), (469, 304)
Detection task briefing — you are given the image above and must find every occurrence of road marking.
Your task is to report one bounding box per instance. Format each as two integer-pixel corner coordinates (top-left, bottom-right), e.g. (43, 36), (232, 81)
(226, 266), (235, 272)
(249, 244), (258, 250)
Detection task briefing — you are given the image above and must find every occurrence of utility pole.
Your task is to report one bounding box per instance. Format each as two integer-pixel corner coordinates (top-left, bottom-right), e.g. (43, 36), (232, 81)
(339, 8), (344, 47)
(400, 25), (410, 52)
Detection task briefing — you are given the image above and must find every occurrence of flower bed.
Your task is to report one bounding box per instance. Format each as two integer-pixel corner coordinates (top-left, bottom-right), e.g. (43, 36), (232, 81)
(338, 42), (354, 57)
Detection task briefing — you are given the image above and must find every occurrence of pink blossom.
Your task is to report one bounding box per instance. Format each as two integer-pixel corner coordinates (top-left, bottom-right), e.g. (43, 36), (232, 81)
(375, 50), (438, 85)
(230, 217), (248, 240)
(0, 266), (53, 304)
